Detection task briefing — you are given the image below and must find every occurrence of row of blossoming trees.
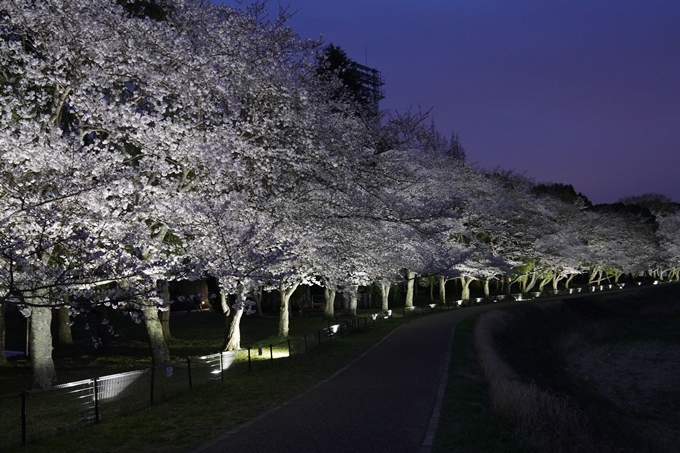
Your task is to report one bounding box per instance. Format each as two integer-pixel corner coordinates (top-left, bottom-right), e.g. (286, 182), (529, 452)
(1, 0), (679, 387)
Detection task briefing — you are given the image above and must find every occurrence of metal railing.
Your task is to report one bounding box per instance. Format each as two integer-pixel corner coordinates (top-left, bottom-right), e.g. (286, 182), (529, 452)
(0, 319), (362, 449)
(0, 281), (665, 449)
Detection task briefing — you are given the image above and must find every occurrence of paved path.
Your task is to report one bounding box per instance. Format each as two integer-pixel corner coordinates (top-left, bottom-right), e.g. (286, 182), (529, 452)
(192, 304), (498, 453)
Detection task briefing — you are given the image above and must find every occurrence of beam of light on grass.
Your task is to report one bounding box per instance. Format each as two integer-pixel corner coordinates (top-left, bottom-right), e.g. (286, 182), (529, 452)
(97, 370), (146, 402)
(271, 349), (289, 359)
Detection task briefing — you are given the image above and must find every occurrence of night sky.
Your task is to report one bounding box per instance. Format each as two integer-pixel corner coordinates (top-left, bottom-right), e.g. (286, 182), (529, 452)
(215, 0), (680, 204)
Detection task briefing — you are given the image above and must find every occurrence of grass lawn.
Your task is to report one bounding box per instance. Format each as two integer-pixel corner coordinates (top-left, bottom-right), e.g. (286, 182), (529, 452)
(2, 303), (427, 452)
(5, 283), (677, 452)
(1, 307), (383, 394)
(433, 313), (537, 453)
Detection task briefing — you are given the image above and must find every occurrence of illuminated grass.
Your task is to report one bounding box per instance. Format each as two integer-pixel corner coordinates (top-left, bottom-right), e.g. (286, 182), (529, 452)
(13, 314), (407, 453)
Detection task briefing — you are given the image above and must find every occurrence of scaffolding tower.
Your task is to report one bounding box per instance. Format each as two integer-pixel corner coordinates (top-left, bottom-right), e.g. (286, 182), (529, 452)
(352, 62), (385, 111)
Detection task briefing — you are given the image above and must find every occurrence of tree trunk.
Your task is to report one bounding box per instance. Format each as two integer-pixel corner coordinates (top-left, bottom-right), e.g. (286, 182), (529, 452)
(429, 281), (434, 301)
(142, 302), (171, 366)
(57, 306), (73, 345)
(504, 275), (512, 295)
(517, 275), (527, 293)
(159, 283), (171, 341)
(0, 304), (9, 367)
(225, 289), (246, 351)
(405, 270), (416, 308)
(524, 272), (538, 293)
(254, 287), (264, 317)
(483, 278), (490, 297)
(588, 268), (601, 285)
(459, 277), (473, 300)
(565, 273), (576, 289)
(220, 292), (231, 349)
(225, 308), (244, 351)
(379, 281), (390, 312)
(278, 283), (299, 339)
(347, 285), (358, 316)
(323, 286), (336, 320)
(30, 303), (57, 388)
(341, 292), (349, 310)
(95, 305), (111, 353)
(438, 276), (446, 303)
(551, 274), (563, 291)
(159, 310), (171, 342)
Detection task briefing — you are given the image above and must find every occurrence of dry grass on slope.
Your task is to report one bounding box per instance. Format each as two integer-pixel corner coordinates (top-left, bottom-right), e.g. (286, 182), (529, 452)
(474, 310), (594, 453)
(474, 286), (680, 453)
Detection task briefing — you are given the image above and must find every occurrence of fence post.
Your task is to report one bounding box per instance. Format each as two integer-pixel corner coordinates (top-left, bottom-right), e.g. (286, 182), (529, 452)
(247, 347), (252, 371)
(150, 367), (155, 406)
(93, 378), (100, 424)
(318, 330), (322, 346)
(287, 339), (292, 357)
(21, 391), (27, 445)
(187, 358), (193, 390)
(219, 353), (225, 383)
(269, 344), (274, 364)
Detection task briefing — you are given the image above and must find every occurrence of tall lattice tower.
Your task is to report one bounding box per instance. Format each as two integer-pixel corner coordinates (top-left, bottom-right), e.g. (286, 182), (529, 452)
(352, 62), (385, 112)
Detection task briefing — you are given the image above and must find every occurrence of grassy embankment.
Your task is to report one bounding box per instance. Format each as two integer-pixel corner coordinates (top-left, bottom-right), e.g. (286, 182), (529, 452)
(433, 312), (537, 453)
(463, 283), (680, 453)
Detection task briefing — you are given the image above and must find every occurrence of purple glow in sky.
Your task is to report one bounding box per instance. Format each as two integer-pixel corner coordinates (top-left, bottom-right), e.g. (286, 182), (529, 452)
(215, 0), (680, 204)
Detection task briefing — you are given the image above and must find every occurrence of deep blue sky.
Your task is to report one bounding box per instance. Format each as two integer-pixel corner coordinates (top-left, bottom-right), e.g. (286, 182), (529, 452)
(215, 0), (680, 204)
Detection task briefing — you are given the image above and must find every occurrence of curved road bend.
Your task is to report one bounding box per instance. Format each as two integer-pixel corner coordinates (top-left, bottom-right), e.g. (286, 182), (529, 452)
(191, 304), (498, 453)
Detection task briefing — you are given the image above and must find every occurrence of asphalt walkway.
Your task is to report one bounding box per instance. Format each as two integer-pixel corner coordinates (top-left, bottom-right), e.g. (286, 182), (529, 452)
(191, 304), (498, 453)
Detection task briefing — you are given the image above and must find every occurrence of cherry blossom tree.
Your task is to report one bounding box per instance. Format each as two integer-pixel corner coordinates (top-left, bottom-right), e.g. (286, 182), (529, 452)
(656, 210), (680, 281)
